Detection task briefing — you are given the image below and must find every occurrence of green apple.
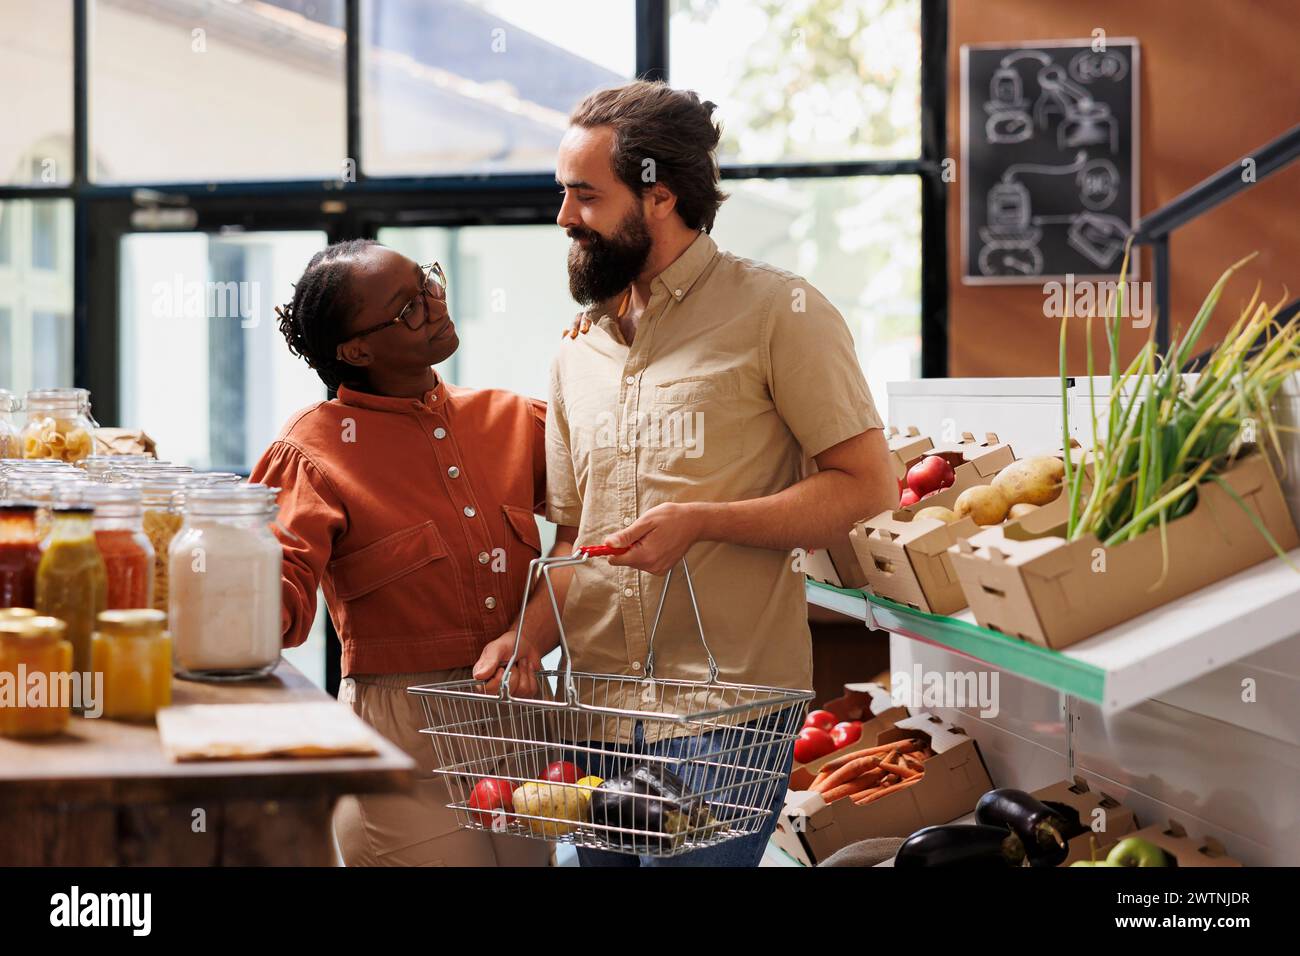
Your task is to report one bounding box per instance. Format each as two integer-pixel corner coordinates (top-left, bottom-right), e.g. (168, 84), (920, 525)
(1106, 837), (1168, 867)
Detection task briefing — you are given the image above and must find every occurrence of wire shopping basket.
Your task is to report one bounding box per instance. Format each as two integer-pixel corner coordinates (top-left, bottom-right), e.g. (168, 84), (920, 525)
(409, 545), (812, 858)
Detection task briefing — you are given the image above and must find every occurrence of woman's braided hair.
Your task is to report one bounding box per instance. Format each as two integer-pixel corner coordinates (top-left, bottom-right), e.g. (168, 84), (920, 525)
(275, 238), (377, 391)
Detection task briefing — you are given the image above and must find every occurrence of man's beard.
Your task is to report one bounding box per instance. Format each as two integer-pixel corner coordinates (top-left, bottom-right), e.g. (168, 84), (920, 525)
(566, 207), (653, 306)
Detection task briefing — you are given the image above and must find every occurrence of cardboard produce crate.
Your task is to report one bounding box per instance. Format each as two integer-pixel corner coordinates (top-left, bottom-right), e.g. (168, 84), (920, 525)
(788, 683), (907, 791)
(1028, 777), (1137, 866)
(947, 452), (1299, 650)
(1108, 819), (1243, 867)
(773, 713), (993, 866)
(850, 433), (1016, 615)
(885, 425), (935, 481)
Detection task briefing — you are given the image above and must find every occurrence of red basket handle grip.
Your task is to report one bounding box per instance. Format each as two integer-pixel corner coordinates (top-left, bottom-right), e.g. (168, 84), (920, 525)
(577, 544), (630, 557)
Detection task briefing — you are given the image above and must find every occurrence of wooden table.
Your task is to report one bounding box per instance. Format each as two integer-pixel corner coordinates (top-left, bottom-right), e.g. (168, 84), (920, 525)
(0, 661), (415, 865)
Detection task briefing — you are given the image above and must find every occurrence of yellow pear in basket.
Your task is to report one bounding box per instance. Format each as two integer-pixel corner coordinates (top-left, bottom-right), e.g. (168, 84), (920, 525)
(512, 781), (586, 836)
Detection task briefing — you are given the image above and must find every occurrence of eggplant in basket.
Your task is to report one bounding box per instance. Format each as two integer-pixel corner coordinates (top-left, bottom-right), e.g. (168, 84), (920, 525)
(588, 765), (721, 851)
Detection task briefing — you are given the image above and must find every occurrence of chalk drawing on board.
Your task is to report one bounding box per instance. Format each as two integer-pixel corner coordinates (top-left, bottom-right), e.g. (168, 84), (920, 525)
(1036, 64), (1118, 154)
(977, 152), (1091, 277)
(983, 50), (1048, 144)
(1069, 48), (1129, 84)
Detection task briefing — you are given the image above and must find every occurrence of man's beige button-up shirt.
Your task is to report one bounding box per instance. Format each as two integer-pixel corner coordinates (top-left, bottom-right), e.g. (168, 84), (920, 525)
(546, 231), (884, 742)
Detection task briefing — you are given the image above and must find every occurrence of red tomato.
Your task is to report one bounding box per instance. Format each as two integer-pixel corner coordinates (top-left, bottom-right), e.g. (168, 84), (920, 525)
(544, 760), (581, 785)
(794, 726), (835, 764)
(804, 709), (837, 733)
(899, 488), (920, 507)
(467, 777), (514, 826)
(831, 721), (863, 749)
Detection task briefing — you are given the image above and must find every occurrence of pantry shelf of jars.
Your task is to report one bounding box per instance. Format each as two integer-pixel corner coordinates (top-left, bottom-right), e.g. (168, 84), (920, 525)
(0, 387), (412, 866)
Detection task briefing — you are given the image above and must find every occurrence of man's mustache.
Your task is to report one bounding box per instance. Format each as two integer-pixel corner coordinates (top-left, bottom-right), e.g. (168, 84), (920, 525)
(567, 227), (601, 244)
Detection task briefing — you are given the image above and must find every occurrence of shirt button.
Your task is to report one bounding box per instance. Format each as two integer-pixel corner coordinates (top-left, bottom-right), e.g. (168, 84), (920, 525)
(619, 443), (630, 454)
(674, 289), (683, 297)
(631, 661), (642, 671)
(433, 427), (447, 439)
(625, 375), (635, 385)
(623, 587), (634, 597)
(478, 551), (490, 564)
(485, 596), (497, 610)
(447, 466), (460, 478)
(622, 516), (632, 526)
(464, 506), (476, 518)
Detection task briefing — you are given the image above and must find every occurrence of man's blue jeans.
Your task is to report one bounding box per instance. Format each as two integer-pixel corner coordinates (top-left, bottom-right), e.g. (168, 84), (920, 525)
(571, 708), (796, 868)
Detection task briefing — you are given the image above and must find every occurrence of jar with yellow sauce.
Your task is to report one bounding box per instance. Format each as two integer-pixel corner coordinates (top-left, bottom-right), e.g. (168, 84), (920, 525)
(35, 506), (107, 684)
(0, 615), (73, 738)
(91, 608), (171, 722)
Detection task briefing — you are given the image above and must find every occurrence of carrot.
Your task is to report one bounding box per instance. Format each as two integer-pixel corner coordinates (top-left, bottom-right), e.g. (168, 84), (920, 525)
(851, 774), (924, 805)
(879, 761), (920, 779)
(823, 770), (884, 802)
(811, 754), (879, 794)
(816, 740), (921, 772)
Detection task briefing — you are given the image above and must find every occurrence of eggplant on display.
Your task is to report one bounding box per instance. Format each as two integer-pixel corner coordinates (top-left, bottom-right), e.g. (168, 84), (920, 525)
(894, 824), (1027, 868)
(975, 788), (1076, 867)
(587, 764), (720, 852)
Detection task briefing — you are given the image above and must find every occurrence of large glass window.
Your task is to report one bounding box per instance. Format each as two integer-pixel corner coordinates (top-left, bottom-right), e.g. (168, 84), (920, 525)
(0, 0), (73, 185)
(712, 176), (921, 419)
(669, 0), (921, 164)
(118, 231), (328, 470)
(89, 0), (347, 183)
(362, 0), (637, 176)
(0, 200), (74, 395)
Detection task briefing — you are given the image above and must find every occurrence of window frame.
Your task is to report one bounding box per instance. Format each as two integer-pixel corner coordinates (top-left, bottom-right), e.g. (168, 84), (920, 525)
(0, 0), (949, 693)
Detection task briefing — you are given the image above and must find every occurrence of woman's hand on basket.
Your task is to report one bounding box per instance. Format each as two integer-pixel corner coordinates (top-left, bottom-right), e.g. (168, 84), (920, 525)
(473, 629), (544, 698)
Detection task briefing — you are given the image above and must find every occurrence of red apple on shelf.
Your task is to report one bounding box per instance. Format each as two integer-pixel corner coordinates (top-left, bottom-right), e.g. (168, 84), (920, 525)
(804, 709), (837, 733)
(794, 726), (836, 764)
(831, 721), (863, 749)
(906, 455), (955, 497)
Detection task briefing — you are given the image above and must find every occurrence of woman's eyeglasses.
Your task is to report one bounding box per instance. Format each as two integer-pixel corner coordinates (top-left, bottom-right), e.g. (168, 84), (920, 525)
(348, 262), (447, 341)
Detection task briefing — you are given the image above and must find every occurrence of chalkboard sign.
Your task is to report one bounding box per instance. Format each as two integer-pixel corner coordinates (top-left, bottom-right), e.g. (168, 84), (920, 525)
(961, 39), (1140, 284)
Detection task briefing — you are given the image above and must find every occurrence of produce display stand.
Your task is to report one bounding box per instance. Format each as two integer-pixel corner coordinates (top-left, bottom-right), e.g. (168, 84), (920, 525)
(809, 377), (1300, 866)
(0, 661), (414, 865)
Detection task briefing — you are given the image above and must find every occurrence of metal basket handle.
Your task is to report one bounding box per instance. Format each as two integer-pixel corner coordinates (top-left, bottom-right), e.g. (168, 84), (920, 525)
(496, 545), (719, 704)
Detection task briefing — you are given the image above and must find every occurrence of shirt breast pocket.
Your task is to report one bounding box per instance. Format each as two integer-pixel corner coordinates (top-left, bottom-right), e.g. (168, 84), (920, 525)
(330, 520), (449, 609)
(650, 371), (744, 477)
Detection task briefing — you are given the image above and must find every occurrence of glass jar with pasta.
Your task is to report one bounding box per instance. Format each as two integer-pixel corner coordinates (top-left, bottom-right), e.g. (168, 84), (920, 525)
(22, 389), (97, 463)
(141, 476), (190, 613)
(0, 389), (21, 460)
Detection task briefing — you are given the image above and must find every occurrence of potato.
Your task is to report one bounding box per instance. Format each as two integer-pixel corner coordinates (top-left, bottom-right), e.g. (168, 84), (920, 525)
(992, 456), (1065, 506)
(512, 782), (585, 837)
(954, 485), (1010, 526)
(914, 505), (958, 525)
(1008, 502), (1040, 520)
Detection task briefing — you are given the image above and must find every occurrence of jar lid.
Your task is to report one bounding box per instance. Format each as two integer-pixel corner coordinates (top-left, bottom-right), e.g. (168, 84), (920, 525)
(80, 483), (144, 507)
(0, 607), (38, 621)
(0, 389), (19, 413)
(97, 608), (167, 637)
(0, 503), (38, 514)
(49, 503), (94, 516)
(0, 615), (67, 642)
(185, 484), (280, 515)
(25, 387), (90, 403)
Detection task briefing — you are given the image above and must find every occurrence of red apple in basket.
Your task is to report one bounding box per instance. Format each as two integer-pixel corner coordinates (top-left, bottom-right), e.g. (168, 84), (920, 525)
(544, 760), (582, 785)
(468, 777), (514, 826)
(906, 455), (955, 497)
(794, 726), (835, 764)
(899, 488), (920, 508)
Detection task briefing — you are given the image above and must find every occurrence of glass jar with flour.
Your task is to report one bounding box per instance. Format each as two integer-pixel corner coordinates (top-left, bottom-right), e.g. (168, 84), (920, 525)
(169, 485), (282, 681)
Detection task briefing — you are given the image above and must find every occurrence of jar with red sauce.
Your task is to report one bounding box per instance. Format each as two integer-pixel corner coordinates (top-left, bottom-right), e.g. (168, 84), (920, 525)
(0, 504), (43, 608)
(84, 484), (155, 610)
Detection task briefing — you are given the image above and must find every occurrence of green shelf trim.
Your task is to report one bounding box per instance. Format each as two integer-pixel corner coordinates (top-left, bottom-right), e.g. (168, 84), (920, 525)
(806, 580), (1106, 703)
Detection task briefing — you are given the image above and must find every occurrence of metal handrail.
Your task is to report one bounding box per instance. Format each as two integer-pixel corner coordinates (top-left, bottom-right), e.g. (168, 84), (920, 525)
(1130, 122), (1300, 348)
